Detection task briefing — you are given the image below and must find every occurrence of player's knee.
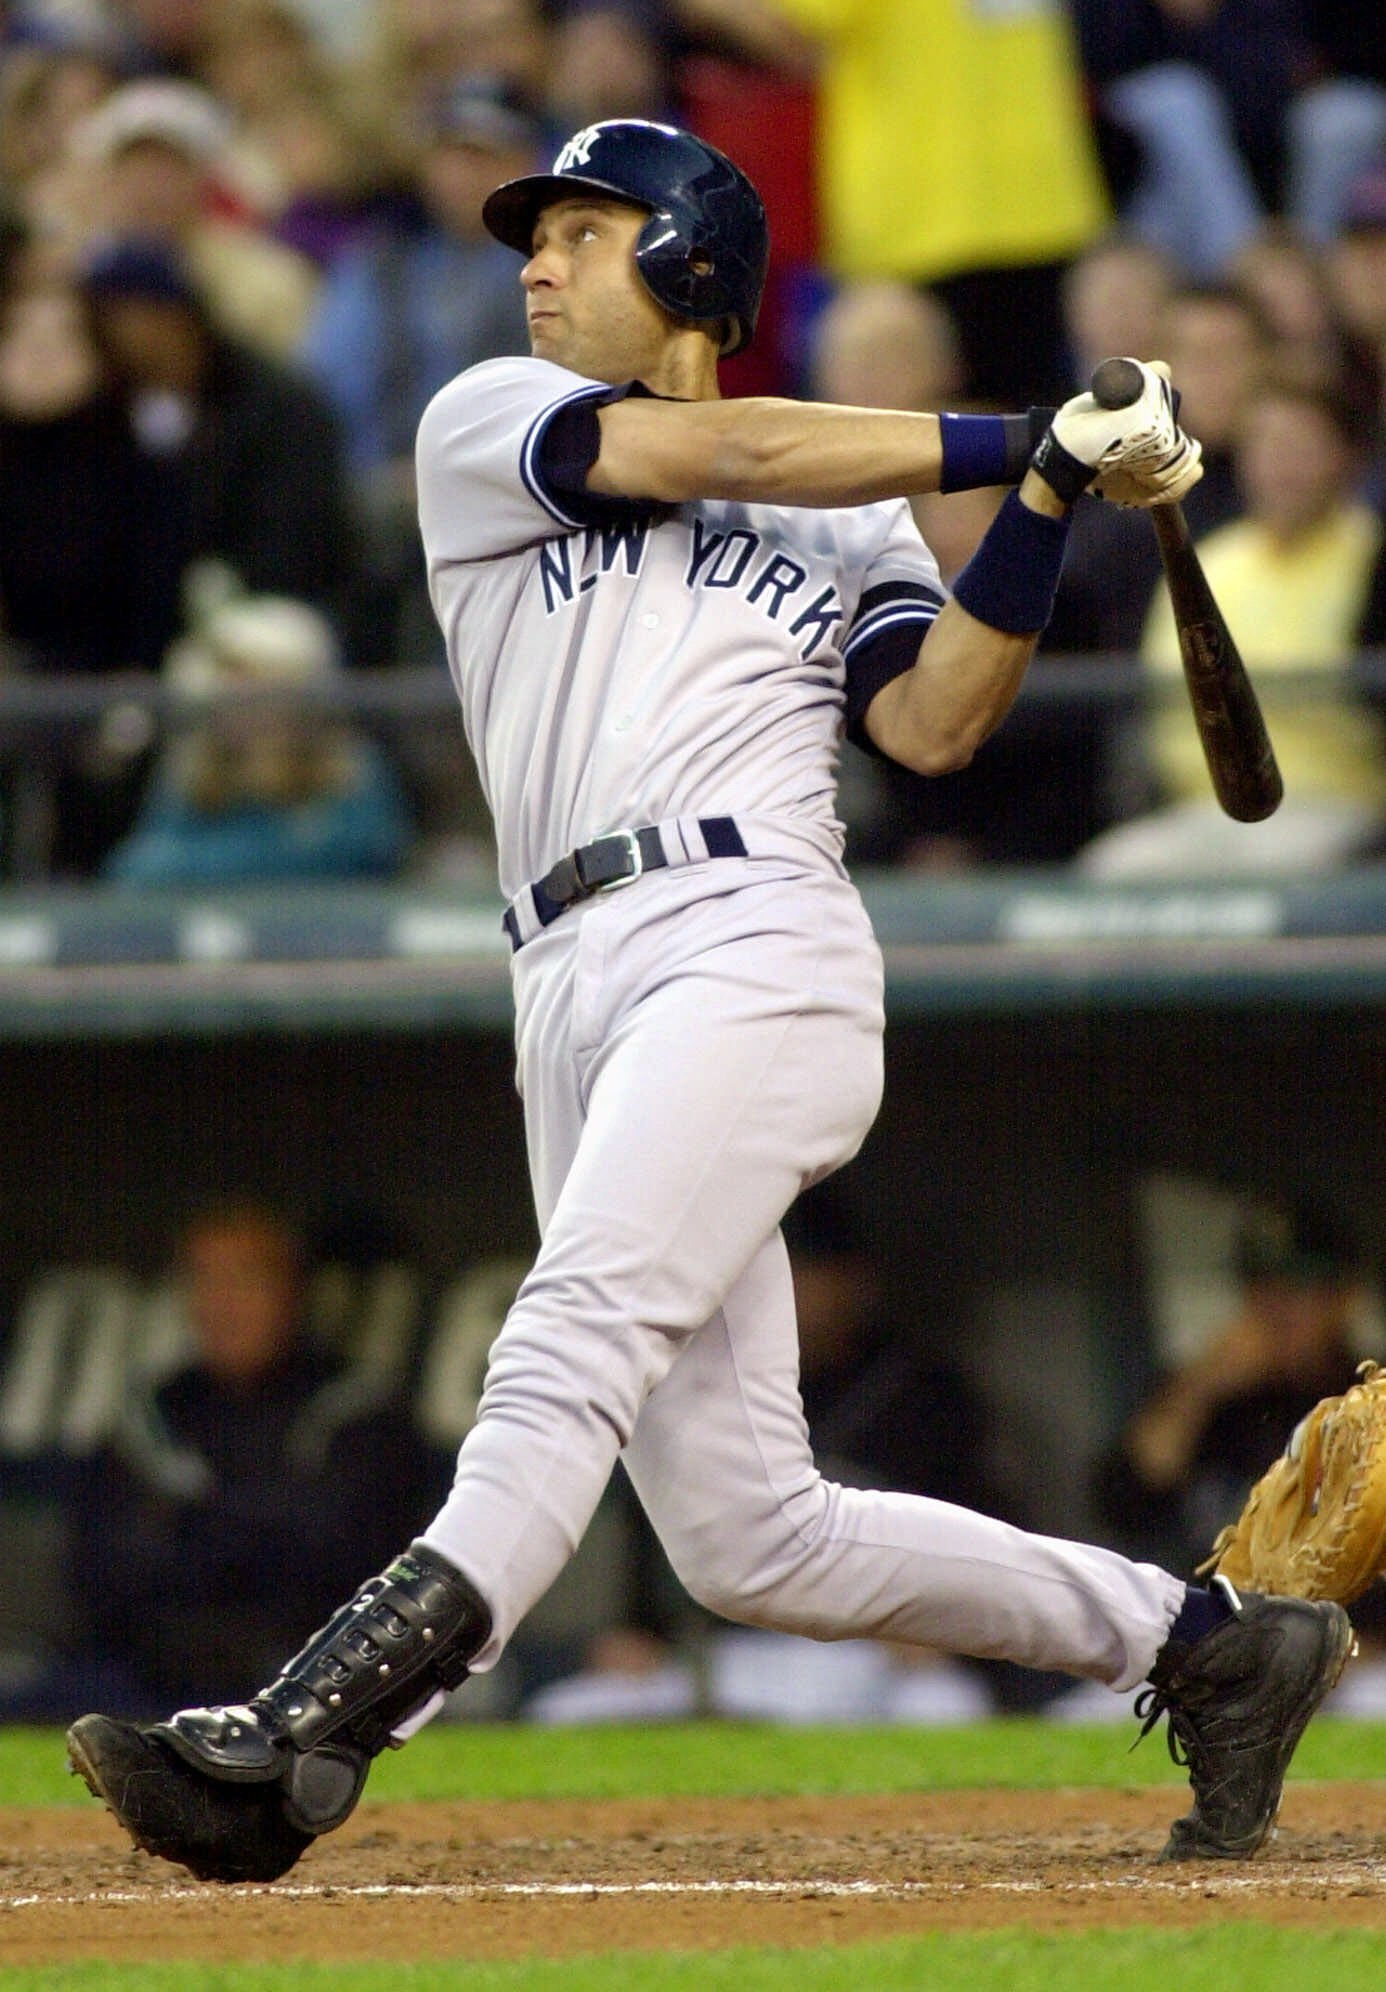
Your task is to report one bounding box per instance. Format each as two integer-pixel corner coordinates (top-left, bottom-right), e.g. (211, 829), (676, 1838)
(679, 1562), (826, 1634)
(663, 1518), (825, 1630)
(674, 1555), (763, 1625)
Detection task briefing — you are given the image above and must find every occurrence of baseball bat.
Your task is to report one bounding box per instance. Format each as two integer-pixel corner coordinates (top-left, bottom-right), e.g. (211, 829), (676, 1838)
(1089, 356), (1283, 823)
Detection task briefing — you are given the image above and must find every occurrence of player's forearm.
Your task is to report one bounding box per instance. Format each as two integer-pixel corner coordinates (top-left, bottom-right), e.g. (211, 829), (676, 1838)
(591, 395), (947, 507)
(862, 473), (1070, 774)
(864, 607), (1037, 775)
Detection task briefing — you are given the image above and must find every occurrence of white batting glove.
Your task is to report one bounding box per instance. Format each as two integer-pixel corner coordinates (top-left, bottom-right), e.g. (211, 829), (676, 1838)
(1031, 358), (1199, 506)
(1093, 429), (1204, 507)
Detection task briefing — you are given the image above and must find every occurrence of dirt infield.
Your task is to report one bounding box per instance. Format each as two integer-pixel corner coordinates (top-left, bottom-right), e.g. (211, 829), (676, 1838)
(5, 1786), (1386, 1965)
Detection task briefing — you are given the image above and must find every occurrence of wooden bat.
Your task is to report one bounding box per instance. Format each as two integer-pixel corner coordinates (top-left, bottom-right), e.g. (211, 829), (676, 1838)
(1089, 356), (1283, 823)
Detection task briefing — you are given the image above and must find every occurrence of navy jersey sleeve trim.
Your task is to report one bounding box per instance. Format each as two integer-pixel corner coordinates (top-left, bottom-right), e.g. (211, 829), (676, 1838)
(523, 381), (652, 531)
(842, 579), (945, 660)
(843, 582), (944, 755)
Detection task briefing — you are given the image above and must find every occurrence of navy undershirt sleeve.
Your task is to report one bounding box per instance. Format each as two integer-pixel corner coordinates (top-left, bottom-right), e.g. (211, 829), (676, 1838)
(530, 382), (658, 529)
(843, 581), (944, 756)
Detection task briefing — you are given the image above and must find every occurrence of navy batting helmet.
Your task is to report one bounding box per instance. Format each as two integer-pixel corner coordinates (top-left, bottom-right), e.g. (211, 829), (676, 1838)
(482, 119), (769, 355)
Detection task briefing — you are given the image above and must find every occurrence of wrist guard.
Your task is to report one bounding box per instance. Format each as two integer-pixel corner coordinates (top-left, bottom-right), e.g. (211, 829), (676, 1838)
(939, 407), (1055, 492)
(1029, 426), (1097, 506)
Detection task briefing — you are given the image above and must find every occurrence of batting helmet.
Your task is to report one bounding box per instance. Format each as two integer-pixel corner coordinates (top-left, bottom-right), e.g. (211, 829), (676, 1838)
(482, 119), (769, 355)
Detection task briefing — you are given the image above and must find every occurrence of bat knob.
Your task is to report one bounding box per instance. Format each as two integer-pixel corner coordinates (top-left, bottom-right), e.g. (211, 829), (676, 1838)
(1090, 357), (1145, 409)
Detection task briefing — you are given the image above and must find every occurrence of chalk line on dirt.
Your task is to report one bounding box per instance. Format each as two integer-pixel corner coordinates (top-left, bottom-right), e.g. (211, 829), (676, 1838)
(5, 1869), (1386, 1911)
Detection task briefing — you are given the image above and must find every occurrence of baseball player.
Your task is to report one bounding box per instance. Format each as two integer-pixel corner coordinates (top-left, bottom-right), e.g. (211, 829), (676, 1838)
(68, 121), (1354, 1883)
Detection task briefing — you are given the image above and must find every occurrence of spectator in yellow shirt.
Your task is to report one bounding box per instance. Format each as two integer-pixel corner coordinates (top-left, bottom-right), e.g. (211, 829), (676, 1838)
(759, 0), (1110, 404)
(1079, 372), (1386, 878)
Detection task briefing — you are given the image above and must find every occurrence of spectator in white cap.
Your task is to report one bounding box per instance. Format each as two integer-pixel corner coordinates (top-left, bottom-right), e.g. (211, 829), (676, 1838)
(69, 77), (319, 359)
(103, 588), (415, 886)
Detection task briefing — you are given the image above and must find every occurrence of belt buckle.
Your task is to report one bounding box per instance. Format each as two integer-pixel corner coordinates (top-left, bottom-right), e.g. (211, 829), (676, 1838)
(582, 829), (644, 895)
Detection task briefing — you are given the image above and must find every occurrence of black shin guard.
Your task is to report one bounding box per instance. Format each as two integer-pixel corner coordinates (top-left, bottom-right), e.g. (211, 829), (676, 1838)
(257, 1540), (492, 1754)
(158, 1542), (491, 1832)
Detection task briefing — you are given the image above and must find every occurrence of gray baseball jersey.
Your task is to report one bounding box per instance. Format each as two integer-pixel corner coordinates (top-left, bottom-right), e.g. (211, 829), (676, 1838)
(416, 355), (945, 898)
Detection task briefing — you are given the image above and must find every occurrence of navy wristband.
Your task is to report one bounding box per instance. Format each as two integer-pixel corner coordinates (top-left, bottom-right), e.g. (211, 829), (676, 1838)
(949, 489), (1071, 635)
(939, 410), (1055, 492)
(939, 413), (1006, 492)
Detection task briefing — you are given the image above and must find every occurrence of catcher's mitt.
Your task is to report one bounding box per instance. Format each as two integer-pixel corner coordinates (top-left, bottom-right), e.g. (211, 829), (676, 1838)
(1198, 1360), (1386, 1605)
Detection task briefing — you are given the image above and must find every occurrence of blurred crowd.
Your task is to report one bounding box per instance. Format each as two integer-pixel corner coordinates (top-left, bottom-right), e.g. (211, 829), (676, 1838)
(0, 0), (1385, 882)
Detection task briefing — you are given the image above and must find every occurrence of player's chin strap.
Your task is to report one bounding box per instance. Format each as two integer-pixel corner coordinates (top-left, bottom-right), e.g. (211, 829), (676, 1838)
(154, 1542), (491, 1835)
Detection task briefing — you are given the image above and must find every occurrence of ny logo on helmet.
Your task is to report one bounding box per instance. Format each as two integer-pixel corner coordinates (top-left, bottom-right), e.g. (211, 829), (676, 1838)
(553, 126), (604, 172)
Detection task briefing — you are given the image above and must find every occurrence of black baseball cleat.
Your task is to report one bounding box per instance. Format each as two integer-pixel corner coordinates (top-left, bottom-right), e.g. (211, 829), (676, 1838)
(65, 1542), (491, 1885)
(66, 1712), (319, 1883)
(1135, 1577), (1357, 1860)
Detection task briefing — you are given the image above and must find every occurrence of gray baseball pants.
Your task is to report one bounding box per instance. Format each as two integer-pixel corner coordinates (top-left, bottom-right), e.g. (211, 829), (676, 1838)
(419, 851), (1183, 1699)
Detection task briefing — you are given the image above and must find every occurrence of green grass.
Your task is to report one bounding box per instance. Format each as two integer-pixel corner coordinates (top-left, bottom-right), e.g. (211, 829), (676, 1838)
(5, 1722), (1385, 1988)
(3, 1929), (1385, 1991)
(6, 1715), (1386, 1808)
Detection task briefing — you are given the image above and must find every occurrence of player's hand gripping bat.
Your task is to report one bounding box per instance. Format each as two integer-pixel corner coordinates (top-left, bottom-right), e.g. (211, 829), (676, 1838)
(1090, 356), (1283, 824)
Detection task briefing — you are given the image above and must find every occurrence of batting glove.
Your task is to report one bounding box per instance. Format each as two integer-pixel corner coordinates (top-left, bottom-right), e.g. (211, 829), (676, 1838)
(1031, 358), (1200, 506)
(1091, 433), (1204, 508)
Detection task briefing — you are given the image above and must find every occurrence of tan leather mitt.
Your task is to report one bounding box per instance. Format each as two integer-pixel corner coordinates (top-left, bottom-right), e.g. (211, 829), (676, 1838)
(1198, 1360), (1386, 1605)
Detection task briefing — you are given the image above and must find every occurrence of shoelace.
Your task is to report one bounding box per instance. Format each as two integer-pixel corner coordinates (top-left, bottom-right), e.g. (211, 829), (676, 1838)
(1131, 1685), (1195, 1768)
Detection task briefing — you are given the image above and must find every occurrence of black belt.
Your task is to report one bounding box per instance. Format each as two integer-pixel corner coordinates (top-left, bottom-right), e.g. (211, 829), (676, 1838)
(503, 817), (747, 951)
